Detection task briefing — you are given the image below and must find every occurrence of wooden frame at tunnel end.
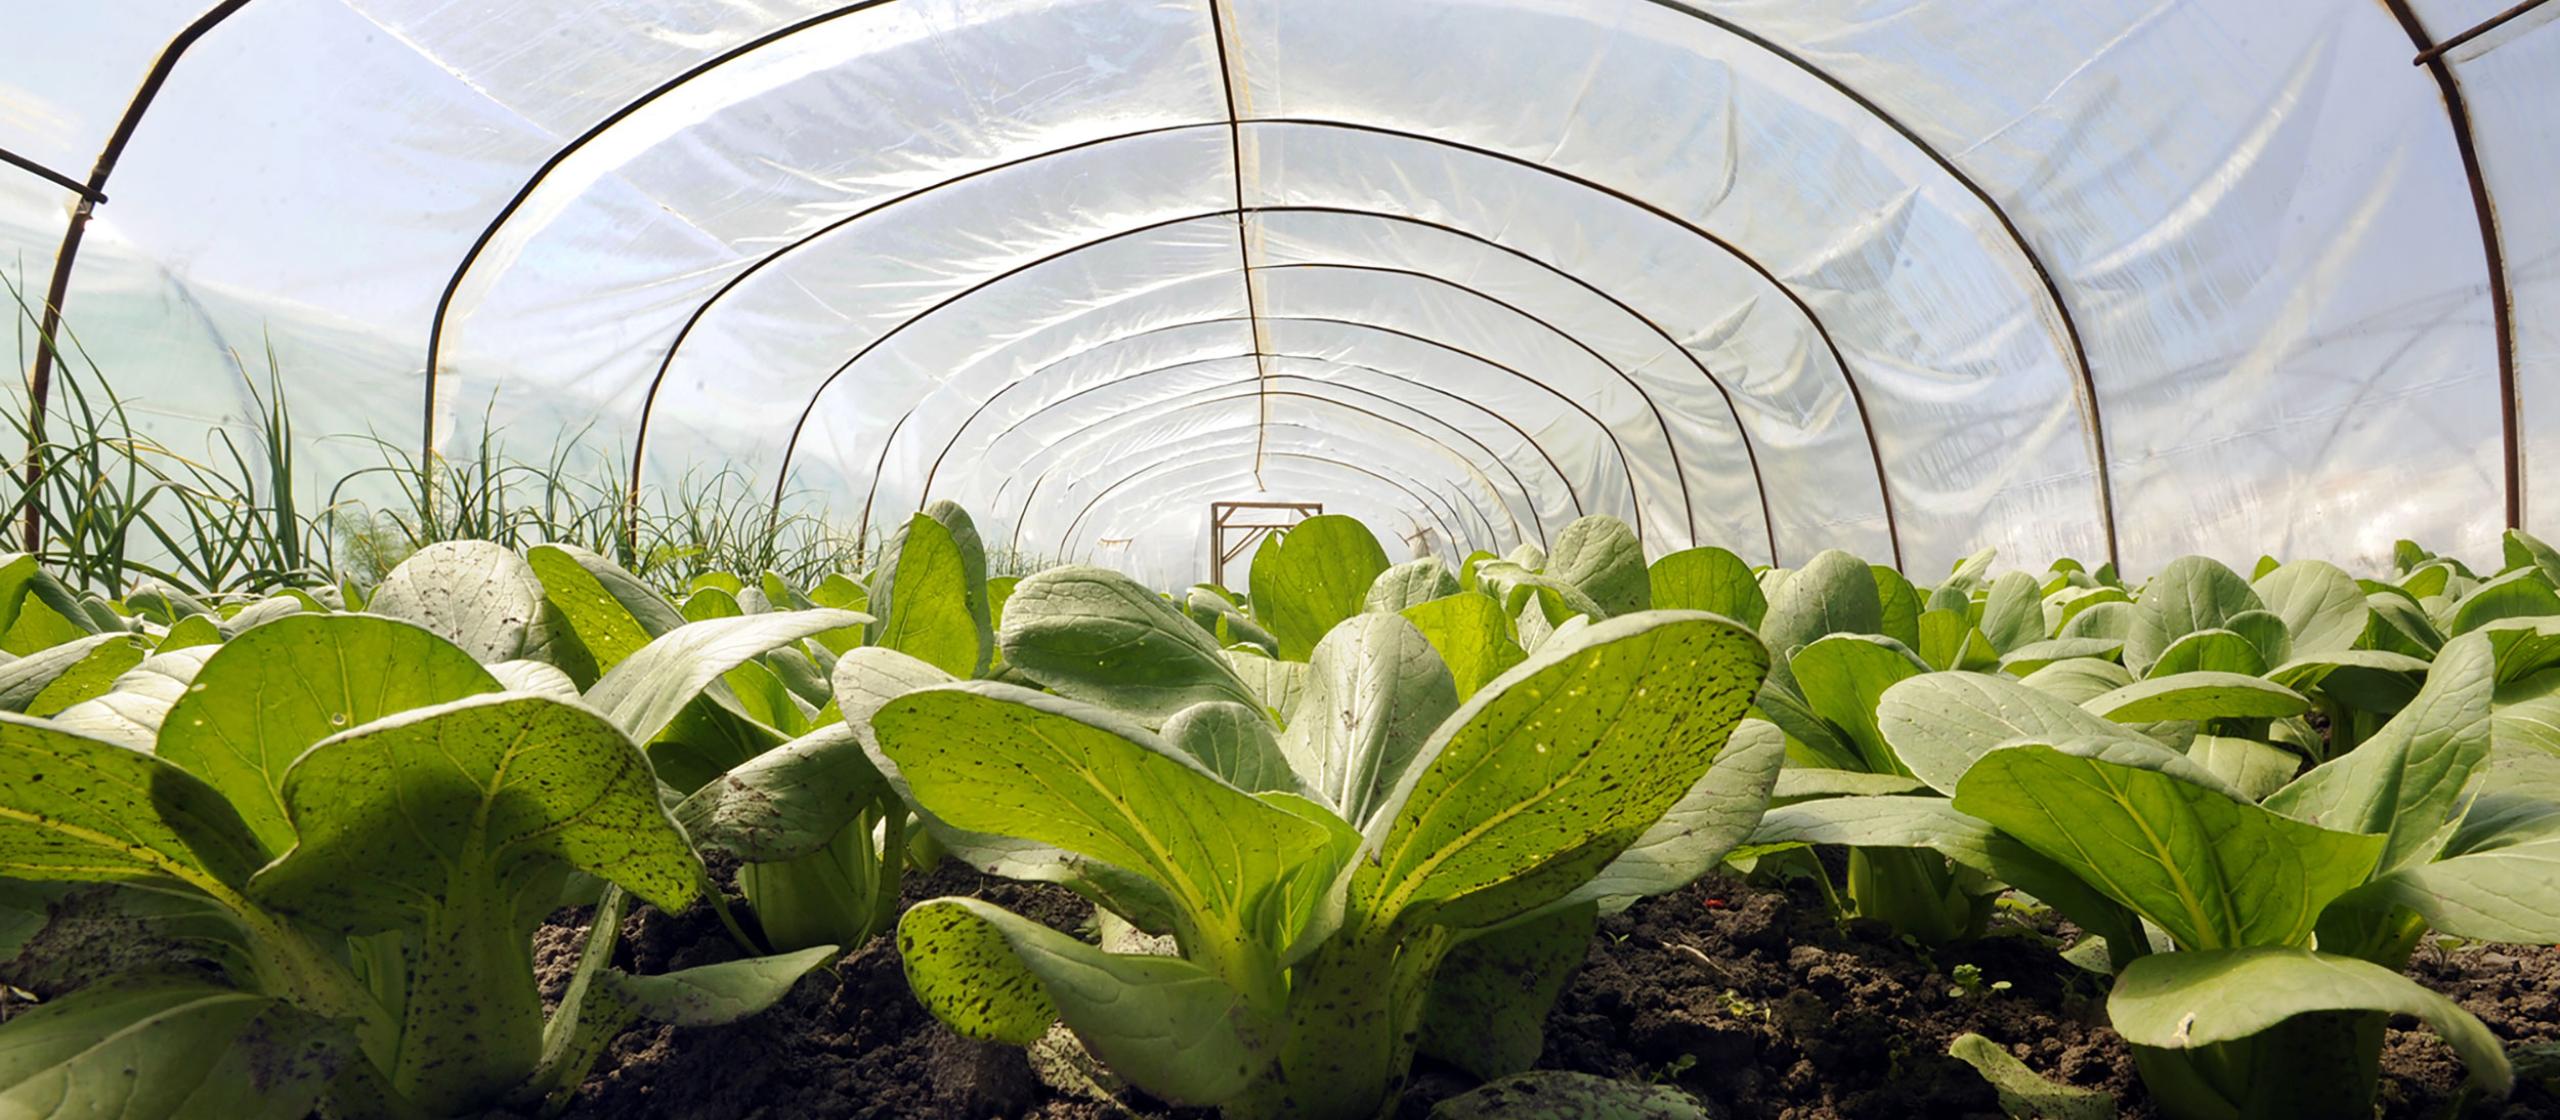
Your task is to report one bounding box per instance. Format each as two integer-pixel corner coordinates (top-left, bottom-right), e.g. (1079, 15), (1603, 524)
(1210, 500), (1322, 588)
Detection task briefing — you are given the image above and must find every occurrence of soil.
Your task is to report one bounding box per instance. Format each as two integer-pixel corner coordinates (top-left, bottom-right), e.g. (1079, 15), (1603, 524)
(545, 870), (2560, 1120)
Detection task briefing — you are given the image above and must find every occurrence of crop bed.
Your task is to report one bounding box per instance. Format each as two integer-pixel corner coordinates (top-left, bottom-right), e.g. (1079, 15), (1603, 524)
(541, 868), (2560, 1119)
(5, 504), (2560, 1120)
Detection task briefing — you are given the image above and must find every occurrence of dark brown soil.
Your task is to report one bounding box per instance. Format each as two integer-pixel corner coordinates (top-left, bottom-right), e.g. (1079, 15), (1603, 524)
(1533, 877), (2130, 1120)
(546, 870), (2560, 1120)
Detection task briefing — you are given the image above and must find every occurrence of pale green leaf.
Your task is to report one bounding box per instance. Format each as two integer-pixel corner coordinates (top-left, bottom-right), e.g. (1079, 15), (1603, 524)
(1647, 547), (1765, 628)
(2083, 672), (2310, 724)
(1401, 592), (1528, 701)
(2109, 947), (2509, 1098)
(1366, 612), (1768, 930)
(0, 975), (353, 1120)
(2126, 557), (2265, 677)
(1163, 700), (1298, 794)
(585, 609), (866, 745)
(367, 540), (564, 664)
(1954, 746), (2383, 950)
(1251, 515), (1393, 661)
(899, 896), (1266, 1106)
(1280, 613), (1460, 829)
(157, 614), (501, 855)
(1002, 566), (1261, 721)
(1545, 515), (1648, 618)
(1365, 557), (1461, 614)
(2266, 631), (2495, 873)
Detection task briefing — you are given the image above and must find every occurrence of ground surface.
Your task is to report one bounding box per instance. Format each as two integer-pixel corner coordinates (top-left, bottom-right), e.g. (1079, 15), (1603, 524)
(541, 867), (2560, 1120)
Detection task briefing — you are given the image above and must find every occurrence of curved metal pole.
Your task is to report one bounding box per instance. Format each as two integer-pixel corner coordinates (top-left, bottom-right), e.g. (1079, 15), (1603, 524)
(455, 107), (1904, 567)
(19, 0), (253, 551)
(942, 355), (1567, 546)
(910, 311), (1633, 529)
(1252, 117), (1907, 565)
(1029, 395), (1505, 554)
(843, 249), (1719, 544)
(855, 208), (1740, 542)
(926, 345), (1585, 532)
(1642, 0), (2117, 566)
(1052, 434), (1481, 565)
(586, 125), (1878, 560)
(991, 377), (1537, 550)
(420, 0), (905, 473)
(852, 198), (1776, 549)
(2382, 0), (2522, 529)
(760, 209), (1692, 549)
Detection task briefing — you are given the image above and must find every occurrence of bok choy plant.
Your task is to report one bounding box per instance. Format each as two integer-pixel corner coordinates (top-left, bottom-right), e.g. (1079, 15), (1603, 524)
(0, 604), (835, 1119)
(861, 548), (1779, 1119)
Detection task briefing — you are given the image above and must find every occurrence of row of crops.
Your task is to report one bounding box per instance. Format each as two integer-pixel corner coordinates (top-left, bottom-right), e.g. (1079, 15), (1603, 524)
(2, 503), (2558, 1118)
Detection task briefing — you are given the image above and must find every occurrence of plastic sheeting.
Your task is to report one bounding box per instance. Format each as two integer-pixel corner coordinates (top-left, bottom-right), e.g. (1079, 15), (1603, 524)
(3, 0), (2545, 588)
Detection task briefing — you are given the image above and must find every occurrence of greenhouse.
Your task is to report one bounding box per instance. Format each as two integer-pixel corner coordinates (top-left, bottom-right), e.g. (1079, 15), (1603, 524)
(0, 1), (2555, 1117)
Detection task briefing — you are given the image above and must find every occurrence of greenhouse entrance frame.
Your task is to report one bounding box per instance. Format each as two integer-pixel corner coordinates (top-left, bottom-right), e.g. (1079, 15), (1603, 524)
(1210, 501), (1322, 587)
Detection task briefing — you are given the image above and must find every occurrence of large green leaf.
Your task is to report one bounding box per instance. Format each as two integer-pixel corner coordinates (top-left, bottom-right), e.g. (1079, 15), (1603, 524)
(584, 609), (866, 745)
(606, 944), (839, 1026)
(0, 712), (266, 899)
(899, 896), (1268, 1106)
(252, 693), (701, 1110)
(1364, 611), (1768, 930)
(2015, 657), (2134, 705)
(1279, 613), (1460, 830)
(0, 974), (355, 1120)
(2185, 735), (2303, 802)
(2144, 628), (2268, 677)
(1647, 546), (1765, 628)
(867, 505), (993, 677)
(840, 650), (1179, 926)
(46, 646), (212, 751)
(527, 543), (683, 674)
(1162, 701), (1299, 794)
(2125, 557), (2265, 677)
(1978, 571), (2046, 655)
(1920, 609), (2002, 672)
(1251, 515), (1393, 661)
(1226, 651), (1309, 723)
(2082, 672), (2310, 724)
(873, 683), (1331, 945)
(676, 722), (887, 862)
(1789, 634), (1927, 776)
(1998, 637), (2124, 675)
(2265, 631), (2495, 874)
(2355, 836), (2560, 944)
(2251, 560), (2369, 658)
(0, 633), (137, 713)
(1001, 565), (1261, 720)
(2507, 528), (2560, 586)
(1954, 746), (2383, 950)
(1870, 566), (1923, 649)
(1417, 903), (1596, 1080)
(1401, 592), (1528, 701)
(2451, 568), (2560, 636)
(1365, 557), (1461, 614)
(2109, 948), (2510, 1097)
(1544, 515), (1648, 618)
(253, 692), (699, 928)
(1760, 550), (1880, 655)
(19, 635), (148, 718)
(1876, 671), (2235, 797)
(1545, 717), (1786, 913)
(156, 614), (501, 856)
(366, 540), (566, 665)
